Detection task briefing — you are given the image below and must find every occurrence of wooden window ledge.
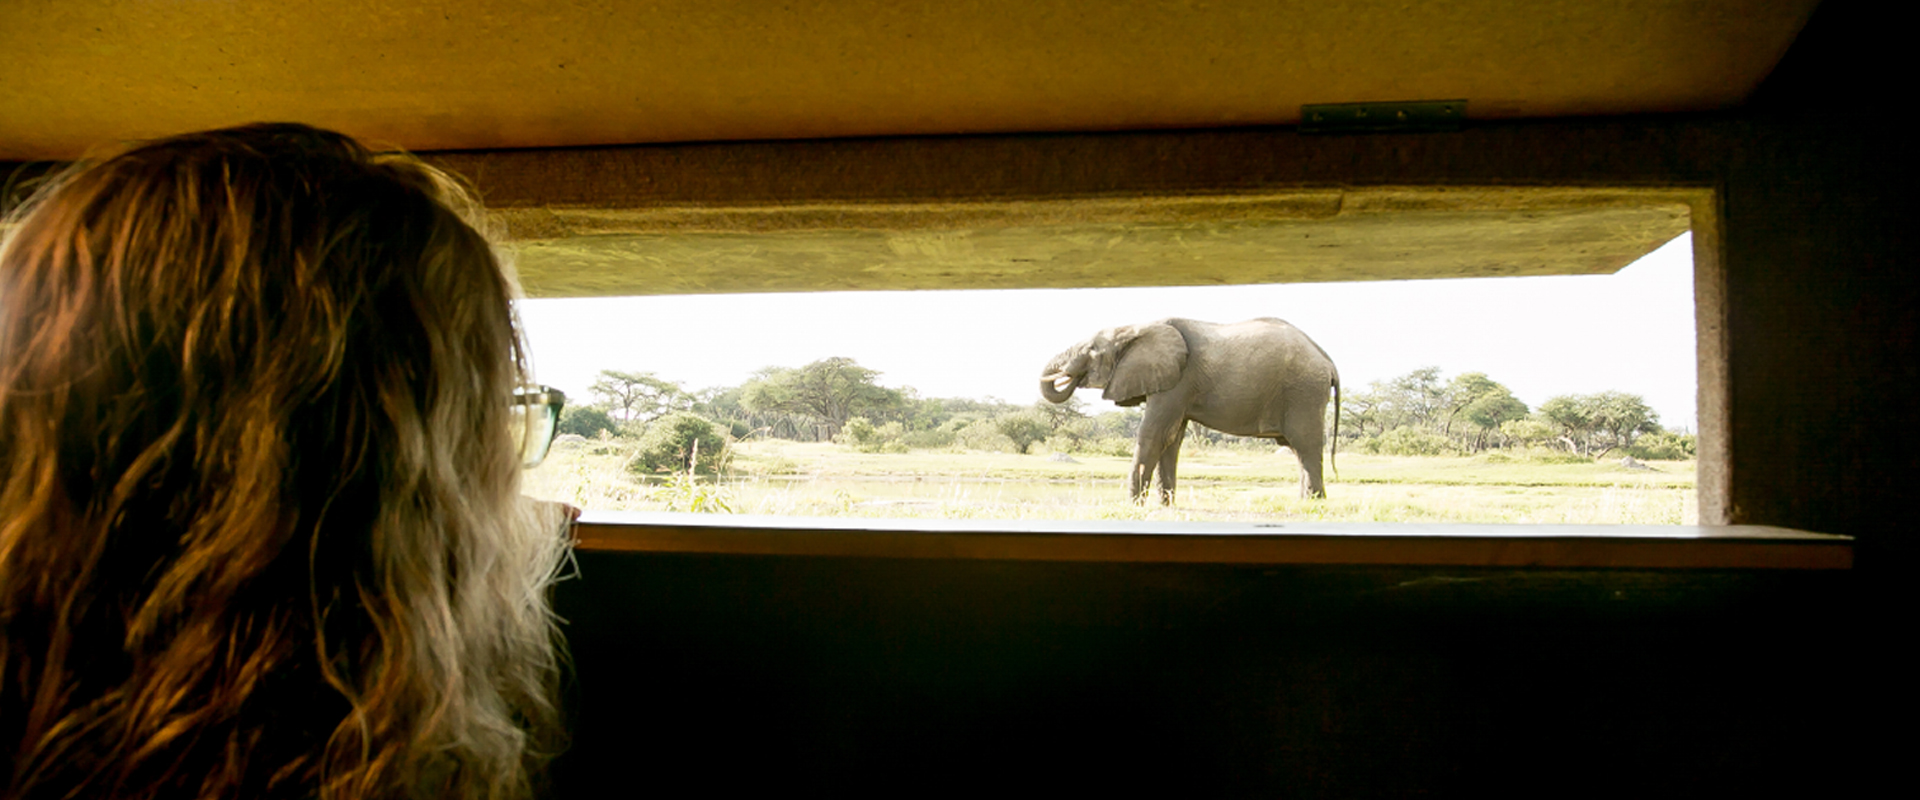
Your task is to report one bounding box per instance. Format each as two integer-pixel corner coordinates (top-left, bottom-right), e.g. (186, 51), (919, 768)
(571, 512), (1850, 570)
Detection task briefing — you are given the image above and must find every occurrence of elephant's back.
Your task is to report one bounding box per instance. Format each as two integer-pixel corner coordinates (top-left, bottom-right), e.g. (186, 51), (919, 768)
(1211, 318), (1325, 356)
(1238, 316), (1308, 338)
(1241, 318), (1334, 370)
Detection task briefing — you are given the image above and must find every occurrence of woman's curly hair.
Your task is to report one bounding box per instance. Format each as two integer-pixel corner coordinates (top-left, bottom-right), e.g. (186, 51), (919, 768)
(0, 124), (568, 799)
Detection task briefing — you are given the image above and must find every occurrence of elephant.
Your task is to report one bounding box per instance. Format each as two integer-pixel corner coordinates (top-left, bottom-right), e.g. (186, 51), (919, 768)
(1040, 317), (1340, 503)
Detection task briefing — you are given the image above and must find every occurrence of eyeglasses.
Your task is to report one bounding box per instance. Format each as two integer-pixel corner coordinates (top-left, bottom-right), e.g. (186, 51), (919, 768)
(509, 385), (567, 467)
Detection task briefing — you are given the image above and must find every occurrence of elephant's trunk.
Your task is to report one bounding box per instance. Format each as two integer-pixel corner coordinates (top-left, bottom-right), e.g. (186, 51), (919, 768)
(1040, 371), (1079, 404)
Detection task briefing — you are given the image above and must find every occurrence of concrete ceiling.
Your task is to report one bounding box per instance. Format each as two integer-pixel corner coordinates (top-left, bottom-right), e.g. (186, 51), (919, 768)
(501, 188), (1697, 297)
(1, 1), (1819, 161)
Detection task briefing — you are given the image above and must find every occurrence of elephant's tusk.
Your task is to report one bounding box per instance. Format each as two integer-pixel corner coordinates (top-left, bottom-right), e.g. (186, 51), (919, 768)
(1050, 374), (1075, 392)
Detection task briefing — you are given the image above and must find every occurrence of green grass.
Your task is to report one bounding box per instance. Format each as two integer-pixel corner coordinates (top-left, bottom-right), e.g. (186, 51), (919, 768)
(522, 438), (1697, 524)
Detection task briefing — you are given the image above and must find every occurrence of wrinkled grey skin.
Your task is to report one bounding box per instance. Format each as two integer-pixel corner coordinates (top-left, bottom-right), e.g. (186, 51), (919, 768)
(1040, 317), (1340, 503)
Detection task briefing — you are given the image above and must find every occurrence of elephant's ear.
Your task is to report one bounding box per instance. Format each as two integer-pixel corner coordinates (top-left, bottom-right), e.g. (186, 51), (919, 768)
(1103, 323), (1188, 403)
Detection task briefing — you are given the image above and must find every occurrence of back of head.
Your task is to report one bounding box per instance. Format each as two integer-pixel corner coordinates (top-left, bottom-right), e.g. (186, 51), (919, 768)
(0, 124), (565, 799)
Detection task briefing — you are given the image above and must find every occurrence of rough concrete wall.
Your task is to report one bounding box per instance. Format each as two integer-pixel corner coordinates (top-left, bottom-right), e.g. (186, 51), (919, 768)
(421, 95), (1915, 557)
(1717, 0), (1918, 562)
(420, 121), (1738, 522)
(9, 2), (1910, 557)
(13, 114), (1910, 550)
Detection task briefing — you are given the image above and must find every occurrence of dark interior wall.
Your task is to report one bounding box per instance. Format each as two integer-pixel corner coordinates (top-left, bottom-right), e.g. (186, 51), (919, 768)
(2, 4), (1900, 794)
(1713, 0), (1914, 560)
(541, 4), (1900, 795)
(554, 555), (1858, 797)
(1718, 114), (1913, 554)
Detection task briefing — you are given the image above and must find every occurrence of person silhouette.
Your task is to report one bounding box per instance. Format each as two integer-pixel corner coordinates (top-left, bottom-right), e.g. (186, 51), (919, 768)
(1, 124), (570, 799)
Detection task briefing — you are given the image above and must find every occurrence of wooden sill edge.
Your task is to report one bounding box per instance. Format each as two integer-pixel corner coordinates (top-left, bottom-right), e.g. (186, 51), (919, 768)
(570, 514), (1852, 570)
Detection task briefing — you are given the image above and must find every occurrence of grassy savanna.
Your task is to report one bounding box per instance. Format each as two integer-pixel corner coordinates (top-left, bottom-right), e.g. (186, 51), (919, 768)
(523, 438), (1697, 524)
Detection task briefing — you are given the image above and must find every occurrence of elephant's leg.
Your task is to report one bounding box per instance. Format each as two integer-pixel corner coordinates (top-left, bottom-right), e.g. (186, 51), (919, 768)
(1155, 422), (1187, 505)
(1128, 439), (1157, 503)
(1129, 458), (1153, 503)
(1131, 400), (1187, 504)
(1300, 459), (1325, 499)
(1286, 416), (1327, 499)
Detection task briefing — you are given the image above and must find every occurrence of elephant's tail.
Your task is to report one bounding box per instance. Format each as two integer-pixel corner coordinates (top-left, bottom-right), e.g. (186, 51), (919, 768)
(1329, 370), (1340, 480)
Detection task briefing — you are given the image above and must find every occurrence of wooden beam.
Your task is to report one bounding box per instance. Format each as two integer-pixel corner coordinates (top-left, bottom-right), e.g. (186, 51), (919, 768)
(573, 515), (1851, 570)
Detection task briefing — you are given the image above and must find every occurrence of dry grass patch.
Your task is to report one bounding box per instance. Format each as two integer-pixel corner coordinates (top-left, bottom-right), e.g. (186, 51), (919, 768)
(523, 439), (1697, 524)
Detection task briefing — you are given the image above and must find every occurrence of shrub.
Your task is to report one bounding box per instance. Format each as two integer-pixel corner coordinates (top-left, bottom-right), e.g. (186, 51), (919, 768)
(1039, 417), (1095, 452)
(994, 410), (1052, 454)
(628, 412), (728, 475)
(1042, 433), (1123, 456)
(1040, 434), (1079, 455)
(657, 471), (733, 513)
(557, 404), (618, 439)
(1373, 426), (1453, 456)
(1522, 448), (1594, 464)
(1499, 418), (1558, 449)
(902, 427), (956, 449)
(839, 417), (907, 452)
(838, 416), (879, 449)
(954, 419), (1019, 453)
(1629, 431), (1697, 460)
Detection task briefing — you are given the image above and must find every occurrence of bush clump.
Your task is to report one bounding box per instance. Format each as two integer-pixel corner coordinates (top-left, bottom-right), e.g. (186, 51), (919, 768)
(838, 417), (910, 453)
(557, 405), (619, 439)
(1044, 435), (1133, 457)
(1521, 448), (1594, 464)
(993, 410), (1052, 454)
(1628, 431), (1697, 460)
(1498, 418), (1558, 449)
(902, 427), (956, 449)
(628, 412), (728, 475)
(1356, 426), (1455, 456)
(954, 419), (1019, 453)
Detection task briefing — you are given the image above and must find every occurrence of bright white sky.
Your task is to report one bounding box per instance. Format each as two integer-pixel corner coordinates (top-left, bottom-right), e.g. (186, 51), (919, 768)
(519, 232), (1698, 430)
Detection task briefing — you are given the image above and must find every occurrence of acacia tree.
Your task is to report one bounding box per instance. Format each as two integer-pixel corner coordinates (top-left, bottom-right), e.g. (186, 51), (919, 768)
(1537, 392), (1661, 455)
(1344, 367), (1448, 438)
(1385, 367), (1449, 431)
(738, 357), (906, 440)
(1442, 372), (1529, 451)
(1339, 388), (1387, 438)
(1034, 396), (1087, 428)
(1537, 395), (1596, 453)
(1346, 367), (1527, 452)
(1583, 391), (1662, 454)
(590, 370), (692, 423)
(1459, 391), (1530, 450)
(994, 409), (1053, 454)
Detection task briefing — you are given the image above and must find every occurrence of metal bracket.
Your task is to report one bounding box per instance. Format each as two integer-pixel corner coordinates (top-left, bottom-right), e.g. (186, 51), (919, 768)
(1299, 100), (1466, 133)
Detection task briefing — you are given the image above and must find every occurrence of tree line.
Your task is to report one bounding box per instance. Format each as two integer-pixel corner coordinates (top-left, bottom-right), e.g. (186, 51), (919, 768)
(1340, 366), (1694, 459)
(560, 358), (1141, 473)
(560, 359), (1694, 474)
(567, 358), (1064, 445)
